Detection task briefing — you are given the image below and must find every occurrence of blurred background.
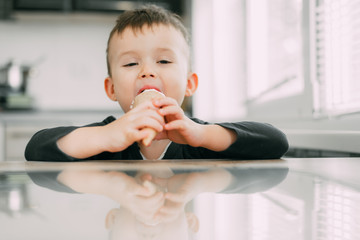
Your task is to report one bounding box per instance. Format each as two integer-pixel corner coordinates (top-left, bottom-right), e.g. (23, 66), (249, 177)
(0, 0), (360, 161)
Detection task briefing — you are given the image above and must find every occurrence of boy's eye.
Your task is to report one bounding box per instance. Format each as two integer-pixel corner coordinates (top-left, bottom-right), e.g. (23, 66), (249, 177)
(123, 62), (138, 67)
(158, 60), (172, 64)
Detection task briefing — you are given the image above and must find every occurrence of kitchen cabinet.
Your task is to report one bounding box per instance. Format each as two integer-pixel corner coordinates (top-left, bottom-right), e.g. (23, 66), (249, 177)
(1, 119), (71, 161)
(0, 122), (4, 161)
(0, 110), (120, 161)
(4, 123), (57, 161)
(12, 0), (185, 14)
(14, 0), (71, 11)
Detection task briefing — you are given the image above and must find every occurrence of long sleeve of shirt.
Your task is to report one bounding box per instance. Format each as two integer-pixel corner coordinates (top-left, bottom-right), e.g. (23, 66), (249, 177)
(25, 116), (289, 161)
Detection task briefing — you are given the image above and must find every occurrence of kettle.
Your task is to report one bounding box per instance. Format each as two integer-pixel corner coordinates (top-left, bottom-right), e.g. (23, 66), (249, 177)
(0, 60), (32, 97)
(0, 60), (37, 110)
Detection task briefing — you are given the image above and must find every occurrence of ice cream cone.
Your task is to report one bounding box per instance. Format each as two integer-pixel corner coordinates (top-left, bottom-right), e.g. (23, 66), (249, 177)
(132, 89), (165, 146)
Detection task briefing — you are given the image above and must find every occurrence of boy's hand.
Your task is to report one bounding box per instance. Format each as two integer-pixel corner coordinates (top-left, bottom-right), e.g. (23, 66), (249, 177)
(57, 100), (165, 158)
(58, 169), (164, 224)
(57, 96), (234, 159)
(151, 172), (202, 223)
(153, 97), (205, 147)
(152, 169), (233, 223)
(102, 101), (165, 152)
(106, 172), (165, 224)
(154, 97), (237, 151)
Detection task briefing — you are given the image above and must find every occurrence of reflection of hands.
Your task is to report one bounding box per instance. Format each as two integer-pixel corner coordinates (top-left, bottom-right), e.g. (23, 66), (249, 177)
(57, 168), (232, 225)
(152, 169), (233, 223)
(153, 172), (201, 223)
(57, 170), (165, 225)
(107, 172), (165, 225)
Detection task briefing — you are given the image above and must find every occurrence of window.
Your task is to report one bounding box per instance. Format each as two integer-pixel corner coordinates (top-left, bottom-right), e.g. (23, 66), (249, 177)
(193, 0), (360, 123)
(246, 0), (303, 104)
(313, 0), (360, 116)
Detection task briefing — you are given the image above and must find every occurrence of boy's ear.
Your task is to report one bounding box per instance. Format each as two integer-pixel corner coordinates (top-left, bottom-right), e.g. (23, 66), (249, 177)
(105, 208), (121, 230)
(185, 72), (198, 97)
(104, 77), (117, 101)
(186, 212), (200, 233)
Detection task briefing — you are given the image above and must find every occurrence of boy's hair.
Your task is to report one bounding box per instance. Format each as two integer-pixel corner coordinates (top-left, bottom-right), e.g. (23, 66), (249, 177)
(106, 4), (190, 77)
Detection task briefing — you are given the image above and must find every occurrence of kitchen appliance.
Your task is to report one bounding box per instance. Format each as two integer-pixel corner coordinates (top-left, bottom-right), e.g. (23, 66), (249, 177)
(0, 60), (34, 110)
(0, 0), (13, 20)
(0, 174), (32, 216)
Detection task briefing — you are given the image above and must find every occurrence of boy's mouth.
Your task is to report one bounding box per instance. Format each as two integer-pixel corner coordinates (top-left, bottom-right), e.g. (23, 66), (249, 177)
(137, 86), (162, 96)
(130, 86), (165, 110)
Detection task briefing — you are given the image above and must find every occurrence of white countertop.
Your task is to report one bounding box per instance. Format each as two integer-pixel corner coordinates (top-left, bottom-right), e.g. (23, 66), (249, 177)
(1, 158), (360, 240)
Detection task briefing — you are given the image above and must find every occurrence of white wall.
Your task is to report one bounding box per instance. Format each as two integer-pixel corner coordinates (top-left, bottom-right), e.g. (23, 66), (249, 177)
(0, 13), (119, 111)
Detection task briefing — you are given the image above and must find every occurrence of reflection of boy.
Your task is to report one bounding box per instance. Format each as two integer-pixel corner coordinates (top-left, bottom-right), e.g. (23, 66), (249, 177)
(105, 207), (198, 240)
(29, 161), (288, 238)
(25, 5), (288, 162)
(56, 167), (234, 239)
(106, 172), (201, 240)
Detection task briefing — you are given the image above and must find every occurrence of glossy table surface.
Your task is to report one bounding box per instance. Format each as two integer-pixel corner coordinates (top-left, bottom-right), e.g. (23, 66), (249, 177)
(1, 158), (360, 240)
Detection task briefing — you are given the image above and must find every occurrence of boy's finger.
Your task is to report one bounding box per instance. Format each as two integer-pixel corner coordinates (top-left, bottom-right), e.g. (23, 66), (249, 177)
(137, 109), (165, 125)
(153, 131), (168, 140)
(153, 97), (178, 108)
(151, 176), (170, 189)
(139, 191), (165, 203)
(164, 120), (185, 131)
(131, 129), (150, 143)
(136, 118), (164, 132)
(160, 204), (182, 215)
(156, 205), (184, 223)
(132, 100), (159, 111)
(165, 191), (187, 203)
(158, 106), (184, 118)
(135, 172), (153, 182)
(133, 185), (153, 196)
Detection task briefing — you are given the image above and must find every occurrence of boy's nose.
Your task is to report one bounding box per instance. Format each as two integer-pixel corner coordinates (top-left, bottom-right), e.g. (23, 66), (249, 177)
(140, 73), (155, 78)
(139, 63), (156, 78)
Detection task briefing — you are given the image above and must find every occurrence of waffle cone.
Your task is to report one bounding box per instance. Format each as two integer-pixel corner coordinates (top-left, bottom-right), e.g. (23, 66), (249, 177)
(133, 90), (165, 146)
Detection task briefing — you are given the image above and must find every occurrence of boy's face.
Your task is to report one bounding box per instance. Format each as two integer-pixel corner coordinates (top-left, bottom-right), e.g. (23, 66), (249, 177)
(105, 24), (197, 112)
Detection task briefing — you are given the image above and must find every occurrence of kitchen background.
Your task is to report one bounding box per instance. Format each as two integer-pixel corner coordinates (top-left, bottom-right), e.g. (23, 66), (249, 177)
(0, 0), (360, 161)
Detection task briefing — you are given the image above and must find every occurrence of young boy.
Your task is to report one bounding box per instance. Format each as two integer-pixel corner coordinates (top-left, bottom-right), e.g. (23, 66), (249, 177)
(25, 5), (288, 162)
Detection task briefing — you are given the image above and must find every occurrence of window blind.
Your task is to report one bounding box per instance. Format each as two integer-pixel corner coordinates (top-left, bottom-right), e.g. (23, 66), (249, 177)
(314, 0), (360, 116)
(248, 192), (304, 240)
(314, 180), (360, 240)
